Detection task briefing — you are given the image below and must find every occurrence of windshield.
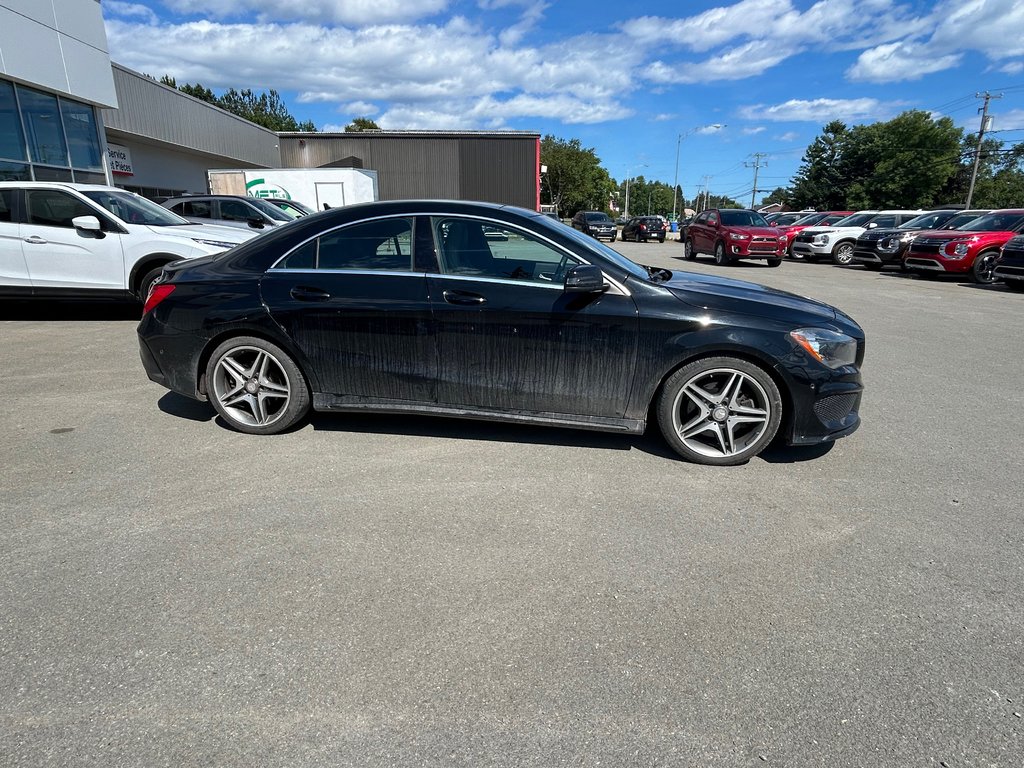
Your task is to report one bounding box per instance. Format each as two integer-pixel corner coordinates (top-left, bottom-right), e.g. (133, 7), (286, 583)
(791, 212), (826, 226)
(899, 211), (957, 230)
(831, 213), (875, 227)
(246, 197), (292, 222)
(943, 212), (985, 229)
(585, 212), (611, 222)
(956, 212), (1024, 232)
(719, 210), (769, 227)
(82, 190), (191, 226)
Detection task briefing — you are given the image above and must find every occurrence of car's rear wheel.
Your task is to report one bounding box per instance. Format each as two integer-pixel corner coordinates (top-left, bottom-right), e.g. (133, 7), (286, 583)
(971, 251), (998, 284)
(832, 242), (854, 265)
(684, 238), (697, 260)
(136, 265), (166, 302)
(713, 241), (730, 266)
(205, 336), (310, 435)
(656, 357), (783, 466)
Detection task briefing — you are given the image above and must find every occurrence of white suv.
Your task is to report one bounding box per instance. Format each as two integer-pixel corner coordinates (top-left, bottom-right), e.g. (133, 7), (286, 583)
(0, 182), (257, 302)
(790, 210), (923, 265)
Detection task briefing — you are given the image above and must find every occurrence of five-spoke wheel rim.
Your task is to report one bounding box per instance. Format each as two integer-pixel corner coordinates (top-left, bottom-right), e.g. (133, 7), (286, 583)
(670, 367), (772, 459)
(210, 346), (293, 428)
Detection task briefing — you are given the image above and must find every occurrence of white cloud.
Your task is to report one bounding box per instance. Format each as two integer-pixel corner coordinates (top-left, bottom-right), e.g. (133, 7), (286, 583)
(161, 0), (451, 25)
(994, 109), (1024, 131)
(740, 98), (899, 123)
(103, 1), (158, 24)
(340, 102), (379, 116)
(742, 127), (766, 135)
(646, 41), (790, 84)
(1000, 61), (1024, 74)
(774, 131), (799, 141)
(847, 41), (961, 82)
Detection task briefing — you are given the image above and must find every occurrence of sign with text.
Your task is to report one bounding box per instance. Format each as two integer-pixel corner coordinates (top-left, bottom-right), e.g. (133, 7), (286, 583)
(107, 144), (134, 176)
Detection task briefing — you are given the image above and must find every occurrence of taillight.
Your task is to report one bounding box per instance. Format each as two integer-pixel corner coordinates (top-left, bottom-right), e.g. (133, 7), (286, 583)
(143, 283), (175, 314)
(640, 224), (647, 231)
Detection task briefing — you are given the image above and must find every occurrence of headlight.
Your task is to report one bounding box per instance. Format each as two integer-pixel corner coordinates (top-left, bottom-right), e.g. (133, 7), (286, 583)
(192, 238), (238, 249)
(790, 328), (858, 369)
(729, 232), (750, 241)
(944, 241), (970, 258)
(813, 234), (830, 245)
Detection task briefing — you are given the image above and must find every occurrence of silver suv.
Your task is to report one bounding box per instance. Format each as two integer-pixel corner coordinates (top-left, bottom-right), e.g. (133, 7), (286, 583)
(0, 183), (255, 301)
(161, 195), (293, 231)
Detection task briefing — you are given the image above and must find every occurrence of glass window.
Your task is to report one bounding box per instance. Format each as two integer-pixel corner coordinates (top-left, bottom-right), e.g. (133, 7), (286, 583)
(276, 240), (317, 269)
(73, 170), (108, 185)
(32, 166), (73, 182)
(60, 99), (102, 170)
(220, 199), (258, 221)
(869, 215), (897, 228)
(0, 81), (27, 162)
(82, 189), (190, 226)
(0, 189), (15, 222)
(0, 160), (30, 181)
(26, 189), (95, 228)
(707, 212), (719, 225)
(315, 218), (414, 271)
(175, 200), (211, 218)
(20, 88), (69, 167)
(436, 218), (581, 283)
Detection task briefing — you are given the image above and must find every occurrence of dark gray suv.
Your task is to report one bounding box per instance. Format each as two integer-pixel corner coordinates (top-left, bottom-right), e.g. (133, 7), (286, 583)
(571, 210), (617, 242)
(161, 195), (293, 231)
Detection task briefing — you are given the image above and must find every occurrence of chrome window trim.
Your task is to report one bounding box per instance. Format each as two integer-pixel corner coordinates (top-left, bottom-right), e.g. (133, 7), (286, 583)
(267, 211), (632, 296)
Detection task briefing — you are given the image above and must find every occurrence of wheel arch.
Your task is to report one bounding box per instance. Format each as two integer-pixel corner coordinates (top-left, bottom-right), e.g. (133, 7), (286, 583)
(129, 253), (183, 297)
(195, 326), (319, 400)
(642, 346), (795, 441)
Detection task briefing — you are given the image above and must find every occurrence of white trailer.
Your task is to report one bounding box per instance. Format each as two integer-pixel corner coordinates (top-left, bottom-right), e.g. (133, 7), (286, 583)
(207, 168), (379, 212)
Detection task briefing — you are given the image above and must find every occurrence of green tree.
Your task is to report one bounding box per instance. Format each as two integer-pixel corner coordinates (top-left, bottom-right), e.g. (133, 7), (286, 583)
(160, 77), (317, 131)
(540, 135), (612, 215)
(789, 120), (850, 209)
(344, 117), (380, 132)
(760, 187), (791, 207)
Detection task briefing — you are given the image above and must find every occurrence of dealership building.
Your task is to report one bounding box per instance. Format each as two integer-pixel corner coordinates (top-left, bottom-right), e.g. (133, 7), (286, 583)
(0, 0), (541, 209)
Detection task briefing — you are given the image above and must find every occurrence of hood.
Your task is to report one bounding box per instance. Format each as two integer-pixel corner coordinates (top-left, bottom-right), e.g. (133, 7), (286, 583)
(727, 226), (778, 236)
(914, 228), (1015, 241)
(146, 223), (257, 243)
(663, 270), (841, 325)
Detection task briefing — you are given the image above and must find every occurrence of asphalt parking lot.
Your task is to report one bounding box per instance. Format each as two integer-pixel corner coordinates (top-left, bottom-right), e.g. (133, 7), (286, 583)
(2, 242), (1022, 767)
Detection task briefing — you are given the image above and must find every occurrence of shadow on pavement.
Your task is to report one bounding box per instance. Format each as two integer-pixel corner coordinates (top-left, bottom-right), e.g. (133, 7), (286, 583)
(157, 392), (215, 422)
(0, 299), (141, 321)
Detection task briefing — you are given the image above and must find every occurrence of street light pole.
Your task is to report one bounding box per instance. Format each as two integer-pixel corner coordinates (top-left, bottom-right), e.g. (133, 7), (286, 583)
(624, 163), (648, 219)
(672, 124), (724, 222)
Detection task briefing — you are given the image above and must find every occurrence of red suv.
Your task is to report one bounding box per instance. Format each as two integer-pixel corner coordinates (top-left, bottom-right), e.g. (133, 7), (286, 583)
(684, 208), (784, 267)
(902, 209), (1024, 283)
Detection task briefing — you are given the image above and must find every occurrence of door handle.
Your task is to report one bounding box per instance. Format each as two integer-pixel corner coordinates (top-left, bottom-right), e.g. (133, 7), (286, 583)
(442, 290), (486, 306)
(23, 236), (47, 245)
(289, 286), (331, 301)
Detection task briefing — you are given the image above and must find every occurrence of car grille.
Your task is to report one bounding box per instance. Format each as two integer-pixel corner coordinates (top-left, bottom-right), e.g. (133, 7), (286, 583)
(909, 237), (946, 255)
(859, 231), (887, 242)
(994, 264), (1024, 278)
(794, 233), (815, 244)
(814, 393), (859, 424)
(749, 236), (779, 252)
(855, 236), (878, 250)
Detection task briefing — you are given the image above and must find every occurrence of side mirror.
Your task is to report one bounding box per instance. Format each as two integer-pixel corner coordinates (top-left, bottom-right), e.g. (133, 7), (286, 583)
(564, 264), (606, 293)
(72, 215), (101, 232)
(866, 222), (878, 229)
(247, 217), (266, 229)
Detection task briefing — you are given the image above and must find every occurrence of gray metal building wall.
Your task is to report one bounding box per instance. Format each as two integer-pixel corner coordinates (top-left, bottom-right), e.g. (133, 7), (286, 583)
(101, 65), (280, 167)
(278, 132), (539, 208)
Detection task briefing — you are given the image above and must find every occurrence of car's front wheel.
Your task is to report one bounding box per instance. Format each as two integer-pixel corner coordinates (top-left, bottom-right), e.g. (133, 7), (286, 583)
(767, 257), (782, 267)
(971, 251), (998, 284)
(684, 238), (697, 260)
(832, 242), (854, 265)
(713, 241), (731, 266)
(205, 336), (310, 435)
(656, 357), (783, 466)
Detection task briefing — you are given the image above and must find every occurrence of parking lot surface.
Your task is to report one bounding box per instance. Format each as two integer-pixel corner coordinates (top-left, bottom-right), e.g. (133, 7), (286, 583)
(2, 242), (1022, 766)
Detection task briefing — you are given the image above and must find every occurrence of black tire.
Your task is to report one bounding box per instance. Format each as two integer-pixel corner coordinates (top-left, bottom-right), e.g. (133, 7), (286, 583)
(1003, 280), (1024, 292)
(608, 234), (616, 242)
(832, 242), (854, 265)
(658, 236), (665, 243)
(767, 257), (782, 268)
(136, 265), (167, 302)
(713, 241), (731, 266)
(684, 237), (697, 260)
(205, 336), (310, 435)
(656, 356), (783, 466)
(971, 251), (998, 284)
(862, 262), (883, 271)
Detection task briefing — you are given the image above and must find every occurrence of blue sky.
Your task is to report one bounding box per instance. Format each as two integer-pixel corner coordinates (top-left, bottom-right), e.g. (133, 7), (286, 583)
(101, 0), (1024, 207)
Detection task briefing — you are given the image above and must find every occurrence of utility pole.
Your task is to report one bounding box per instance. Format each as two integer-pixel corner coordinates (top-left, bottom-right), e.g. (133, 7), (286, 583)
(745, 153), (767, 209)
(966, 91), (1002, 208)
(698, 175), (711, 212)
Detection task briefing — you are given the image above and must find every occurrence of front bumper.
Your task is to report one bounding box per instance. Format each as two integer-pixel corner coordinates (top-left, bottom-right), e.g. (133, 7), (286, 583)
(790, 240), (832, 258)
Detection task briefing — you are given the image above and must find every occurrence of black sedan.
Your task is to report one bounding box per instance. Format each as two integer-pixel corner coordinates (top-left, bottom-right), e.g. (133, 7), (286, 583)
(994, 235), (1024, 291)
(138, 201), (865, 465)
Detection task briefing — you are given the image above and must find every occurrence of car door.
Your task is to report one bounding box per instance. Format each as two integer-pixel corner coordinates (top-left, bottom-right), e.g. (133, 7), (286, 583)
(260, 215), (437, 402)
(690, 211), (709, 252)
(0, 188), (30, 291)
(20, 188), (126, 291)
(426, 216), (639, 418)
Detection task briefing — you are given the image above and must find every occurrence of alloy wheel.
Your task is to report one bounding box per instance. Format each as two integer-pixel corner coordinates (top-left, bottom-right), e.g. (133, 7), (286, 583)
(210, 345), (293, 428)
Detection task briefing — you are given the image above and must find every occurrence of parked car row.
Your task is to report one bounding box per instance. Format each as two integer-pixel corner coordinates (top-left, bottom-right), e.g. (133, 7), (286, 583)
(679, 204), (1024, 288)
